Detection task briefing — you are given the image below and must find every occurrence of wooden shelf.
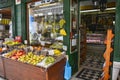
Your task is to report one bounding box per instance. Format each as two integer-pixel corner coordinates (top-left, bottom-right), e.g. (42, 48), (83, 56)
(80, 24), (87, 64)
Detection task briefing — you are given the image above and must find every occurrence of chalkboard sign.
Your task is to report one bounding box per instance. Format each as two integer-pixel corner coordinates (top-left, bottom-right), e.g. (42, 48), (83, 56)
(0, 0), (7, 3)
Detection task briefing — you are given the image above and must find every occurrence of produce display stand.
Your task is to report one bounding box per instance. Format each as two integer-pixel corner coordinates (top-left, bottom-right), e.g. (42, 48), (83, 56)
(0, 56), (5, 78)
(1, 55), (66, 80)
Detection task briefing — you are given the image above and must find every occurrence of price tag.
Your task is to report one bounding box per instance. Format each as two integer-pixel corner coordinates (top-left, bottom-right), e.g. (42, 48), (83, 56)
(48, 50), (54, 55)
(63, 45), (67, 51)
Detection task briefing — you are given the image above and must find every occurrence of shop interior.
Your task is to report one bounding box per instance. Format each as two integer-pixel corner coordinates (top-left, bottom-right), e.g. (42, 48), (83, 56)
(0, 8), (11, 39)
(73, 0), (116, 79)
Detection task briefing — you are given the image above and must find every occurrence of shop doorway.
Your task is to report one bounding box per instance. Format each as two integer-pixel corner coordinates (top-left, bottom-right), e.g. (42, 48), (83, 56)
(72, 0), (116, 80)
(0, 7), (12, 39)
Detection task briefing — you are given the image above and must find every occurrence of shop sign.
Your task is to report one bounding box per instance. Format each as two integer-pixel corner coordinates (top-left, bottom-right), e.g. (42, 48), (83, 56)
(0, 0), (7, 3)
(16, 0), (21, 5)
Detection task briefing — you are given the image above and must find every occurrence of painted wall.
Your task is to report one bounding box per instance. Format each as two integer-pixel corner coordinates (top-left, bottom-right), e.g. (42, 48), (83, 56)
(0, 0), (13, 8)
(14, 0), (27, 41)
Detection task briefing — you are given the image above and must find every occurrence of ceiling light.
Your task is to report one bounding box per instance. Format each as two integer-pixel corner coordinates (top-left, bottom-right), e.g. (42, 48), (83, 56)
(80, 7), (116, 13)
(80, 9), (99, 13)
(34, 14), (38, 17)
(48, 12), (52, 15)
(113, 21), (115, 25)
(39, 13), (43, 16)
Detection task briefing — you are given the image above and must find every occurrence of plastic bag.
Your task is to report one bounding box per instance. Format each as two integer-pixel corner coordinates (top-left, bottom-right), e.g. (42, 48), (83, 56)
(64, 60), (72, 80)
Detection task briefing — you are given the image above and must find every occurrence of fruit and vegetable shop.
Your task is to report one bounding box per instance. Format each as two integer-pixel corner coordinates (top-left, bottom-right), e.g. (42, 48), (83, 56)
(0, 0), (120, 80)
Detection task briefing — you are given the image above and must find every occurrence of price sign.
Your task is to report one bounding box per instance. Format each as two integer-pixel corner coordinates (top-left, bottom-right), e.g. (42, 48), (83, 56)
(41, 0), (56, 4)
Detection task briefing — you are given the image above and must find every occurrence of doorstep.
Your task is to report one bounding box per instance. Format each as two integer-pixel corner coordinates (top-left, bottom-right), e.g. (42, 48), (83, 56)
(70, 66), (102, 80)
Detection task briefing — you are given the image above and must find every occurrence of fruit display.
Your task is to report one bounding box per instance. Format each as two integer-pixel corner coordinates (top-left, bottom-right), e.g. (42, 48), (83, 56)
(3, 41), (20, 46)
(33, 46), (42, 51)
(1, 43), (65, 68)
(45, 56), (55, 65)
(60, 28), (67, 36)
(54, 49), (61, 56)
(4, 49), (17, 58)
(4, 49), (25, 60)
(18, 52), (45, 65)
(37, 56), (56, 68)
(17, 45), (27, 49)
(50, 42), (63, 49)
(11, 50), (25, 60)
(59, 19), (66, 28)
(0, 48), (3, 52)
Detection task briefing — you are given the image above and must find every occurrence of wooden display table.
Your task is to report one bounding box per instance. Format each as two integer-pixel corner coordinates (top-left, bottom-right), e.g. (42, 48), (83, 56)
(2, 56), (66, 80)
(0, 56), (5, 78)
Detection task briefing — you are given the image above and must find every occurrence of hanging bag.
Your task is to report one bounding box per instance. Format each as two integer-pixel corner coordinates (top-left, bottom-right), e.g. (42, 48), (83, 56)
(64, 60), (72, 80)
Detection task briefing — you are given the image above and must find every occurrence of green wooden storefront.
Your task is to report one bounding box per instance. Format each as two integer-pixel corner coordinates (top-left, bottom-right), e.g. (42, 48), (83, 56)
(0, 0), (119, 76)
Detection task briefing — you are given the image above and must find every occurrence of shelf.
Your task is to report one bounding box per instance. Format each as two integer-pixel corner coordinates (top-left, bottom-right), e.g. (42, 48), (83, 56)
(80, 24), (86, 64)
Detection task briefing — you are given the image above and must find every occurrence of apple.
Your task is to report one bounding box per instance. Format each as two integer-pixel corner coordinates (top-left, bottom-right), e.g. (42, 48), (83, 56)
(11, 56), (17, 60)
(15, 50), (25, 56)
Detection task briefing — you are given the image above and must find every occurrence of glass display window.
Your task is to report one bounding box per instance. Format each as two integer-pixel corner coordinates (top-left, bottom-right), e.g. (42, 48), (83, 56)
(27, 0), (65, 48)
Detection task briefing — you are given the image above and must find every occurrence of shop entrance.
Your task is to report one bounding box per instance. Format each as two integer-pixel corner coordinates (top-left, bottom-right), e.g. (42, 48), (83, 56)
(72, 0), (116, 80)
(0, 7), (12, 39)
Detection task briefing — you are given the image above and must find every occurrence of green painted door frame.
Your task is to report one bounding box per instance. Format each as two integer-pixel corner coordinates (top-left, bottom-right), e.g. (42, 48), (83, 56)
(113, 0), (120, 62)
(111, 0), (120, 79)
(63, 0), (80, 74)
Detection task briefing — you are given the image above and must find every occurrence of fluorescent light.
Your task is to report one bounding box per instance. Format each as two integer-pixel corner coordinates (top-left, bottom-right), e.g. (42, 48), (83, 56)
(80, 9), (99, 13)
(34, 14), (38, 16)
(38, 13), (43, 16)
(80, 7), (116, 13)
(61, 10), (63, 14)
(39, 3), (59, 8)
(48, 12), (52, 15)
(106, 7), (116, 10)
(34, 13), (44, 16)
(113, 21), (115, 25)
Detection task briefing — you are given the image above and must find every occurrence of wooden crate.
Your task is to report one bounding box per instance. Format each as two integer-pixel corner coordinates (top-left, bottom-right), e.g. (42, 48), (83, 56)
(0, 56), (5, 77)
(3, 57), (66, 80)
